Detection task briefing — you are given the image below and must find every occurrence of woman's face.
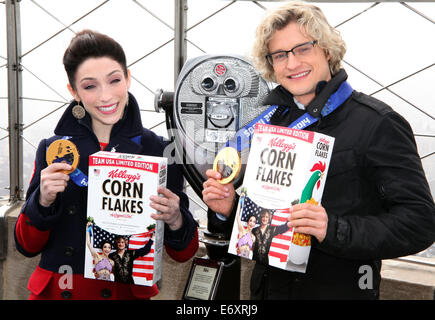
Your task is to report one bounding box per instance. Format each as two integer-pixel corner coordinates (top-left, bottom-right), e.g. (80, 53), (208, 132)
(102, 243), (112, 255)
(67, 56), (131, 131)
(248, 216), (257, 229)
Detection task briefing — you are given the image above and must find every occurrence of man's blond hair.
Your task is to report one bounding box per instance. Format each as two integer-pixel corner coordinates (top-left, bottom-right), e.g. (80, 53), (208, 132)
(251, 1), (346, 83)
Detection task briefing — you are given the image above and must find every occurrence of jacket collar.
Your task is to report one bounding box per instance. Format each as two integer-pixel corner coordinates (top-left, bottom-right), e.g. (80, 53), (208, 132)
(54, 92), (144, 139)
(264, 69), (348, 118)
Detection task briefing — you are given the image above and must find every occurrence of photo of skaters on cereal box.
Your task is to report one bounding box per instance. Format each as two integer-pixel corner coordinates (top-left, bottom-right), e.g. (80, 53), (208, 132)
(85, 218), (156, 284)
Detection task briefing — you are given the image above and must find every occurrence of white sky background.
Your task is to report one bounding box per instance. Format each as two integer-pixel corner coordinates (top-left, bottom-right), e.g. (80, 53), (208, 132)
(0, 0), (434, 201)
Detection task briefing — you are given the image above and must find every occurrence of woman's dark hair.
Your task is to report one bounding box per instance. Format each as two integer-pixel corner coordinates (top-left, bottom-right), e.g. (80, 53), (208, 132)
(63, 29), (128, 89)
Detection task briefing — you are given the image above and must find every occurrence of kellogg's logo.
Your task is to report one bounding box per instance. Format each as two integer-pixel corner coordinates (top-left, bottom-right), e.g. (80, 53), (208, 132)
(268, 137), (296, 152)
(108, 169), (141, 183)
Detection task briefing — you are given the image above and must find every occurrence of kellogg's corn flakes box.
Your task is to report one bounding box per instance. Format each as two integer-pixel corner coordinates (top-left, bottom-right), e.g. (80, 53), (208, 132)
(228, 123), (334, 273)
(85, 151), (167, 286)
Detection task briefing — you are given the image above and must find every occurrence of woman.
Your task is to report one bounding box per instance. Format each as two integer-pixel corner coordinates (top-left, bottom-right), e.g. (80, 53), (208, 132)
(236, 214), (257, 259)
(14, 30), (198, 300)
(232, 189), (256, 258)
(85, 222), (114, 281)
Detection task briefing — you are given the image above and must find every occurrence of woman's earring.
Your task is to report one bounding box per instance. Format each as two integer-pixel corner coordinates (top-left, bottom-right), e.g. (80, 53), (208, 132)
(72, 101), (86, 120)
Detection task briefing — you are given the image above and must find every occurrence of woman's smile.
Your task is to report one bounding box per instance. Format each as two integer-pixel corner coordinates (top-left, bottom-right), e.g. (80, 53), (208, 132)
(97, 102), (119, 114)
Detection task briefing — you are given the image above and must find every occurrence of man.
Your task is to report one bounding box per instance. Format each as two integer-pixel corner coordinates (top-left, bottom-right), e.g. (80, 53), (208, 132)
(251, 209), (289, 265)
(202, 1), (435, 299)
(109, 233), (154, 284)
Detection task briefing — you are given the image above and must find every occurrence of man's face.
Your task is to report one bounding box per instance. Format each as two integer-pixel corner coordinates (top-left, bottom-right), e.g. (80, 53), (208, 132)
(261, 212), (270, 226)
(116, 238), (126, 250)
(268, 22), (331, 106)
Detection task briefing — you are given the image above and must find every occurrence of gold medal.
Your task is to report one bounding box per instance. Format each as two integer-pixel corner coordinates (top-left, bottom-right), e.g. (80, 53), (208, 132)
(46, 139), (80, 174)
(213, 147), (241, 184)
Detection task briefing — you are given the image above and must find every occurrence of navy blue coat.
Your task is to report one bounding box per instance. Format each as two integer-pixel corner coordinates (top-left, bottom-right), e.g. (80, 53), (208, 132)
(15, 93), (198, 299)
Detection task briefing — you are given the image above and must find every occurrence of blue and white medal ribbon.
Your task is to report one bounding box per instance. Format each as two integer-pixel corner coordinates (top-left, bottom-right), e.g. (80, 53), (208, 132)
(60, 136), (88, 187)
(225, 81), (353, 153)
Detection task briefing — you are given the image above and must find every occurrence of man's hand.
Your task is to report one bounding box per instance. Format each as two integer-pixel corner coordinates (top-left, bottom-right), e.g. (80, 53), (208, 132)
(202, 169), (235, 218)
(288, 203), (328, 243)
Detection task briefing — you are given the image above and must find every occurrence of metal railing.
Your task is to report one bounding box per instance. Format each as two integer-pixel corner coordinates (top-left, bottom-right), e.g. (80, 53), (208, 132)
(1, 1), (434, 258)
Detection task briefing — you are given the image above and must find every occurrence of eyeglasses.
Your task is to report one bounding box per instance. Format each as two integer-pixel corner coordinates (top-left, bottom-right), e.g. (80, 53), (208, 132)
(266, 40), (318, 66)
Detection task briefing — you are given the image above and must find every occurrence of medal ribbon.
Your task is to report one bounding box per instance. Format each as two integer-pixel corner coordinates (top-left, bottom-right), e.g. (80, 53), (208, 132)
(69, 165), (89, 187)
(225, 81), (353, 152)
(59, 136), (89, 187)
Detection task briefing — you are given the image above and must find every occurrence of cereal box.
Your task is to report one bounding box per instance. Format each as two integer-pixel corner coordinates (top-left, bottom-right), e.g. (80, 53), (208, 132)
(85, 151), (167, 286)
(228, 123), (334, 273)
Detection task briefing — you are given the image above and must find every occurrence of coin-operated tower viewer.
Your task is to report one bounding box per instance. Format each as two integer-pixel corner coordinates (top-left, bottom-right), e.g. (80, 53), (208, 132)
(155, 55), (271, 299)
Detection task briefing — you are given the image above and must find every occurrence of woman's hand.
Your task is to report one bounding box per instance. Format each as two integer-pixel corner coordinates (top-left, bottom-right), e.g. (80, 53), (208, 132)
(288, 203), (328, 243)
(39, 163), (71, 207)
(202, 169), (235, 218)
(150, 186), (183, 231)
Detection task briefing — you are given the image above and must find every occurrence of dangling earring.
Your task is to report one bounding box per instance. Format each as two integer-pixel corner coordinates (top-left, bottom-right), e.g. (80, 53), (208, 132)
(125, 92), (129, 107)
(72, 101), (86, 120)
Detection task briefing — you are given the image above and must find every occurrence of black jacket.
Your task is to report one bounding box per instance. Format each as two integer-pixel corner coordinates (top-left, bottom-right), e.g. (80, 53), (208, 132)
(248, 70), (435, 299)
